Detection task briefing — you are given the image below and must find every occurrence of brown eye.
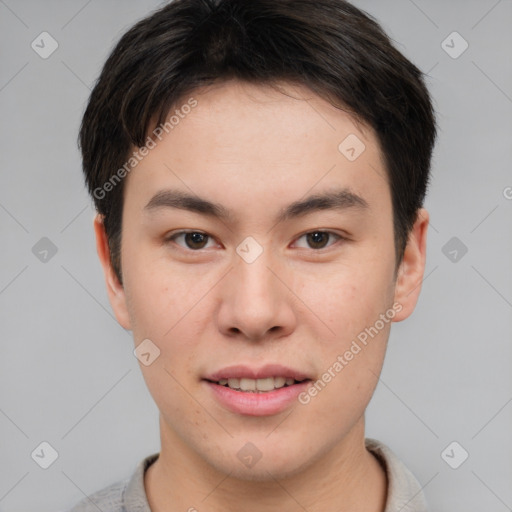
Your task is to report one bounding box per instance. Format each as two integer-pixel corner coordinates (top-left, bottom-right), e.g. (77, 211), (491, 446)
(167, 231), (214, 250)
(294, 231), (343, 250)
(306, 232), (330, 249)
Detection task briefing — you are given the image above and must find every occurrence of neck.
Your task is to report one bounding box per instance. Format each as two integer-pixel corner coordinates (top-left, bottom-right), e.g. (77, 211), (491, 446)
(145, 415), (387, 512)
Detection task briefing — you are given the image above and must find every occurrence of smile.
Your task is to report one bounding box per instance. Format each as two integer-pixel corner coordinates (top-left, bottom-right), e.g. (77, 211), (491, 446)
(213, 376), (307, 392)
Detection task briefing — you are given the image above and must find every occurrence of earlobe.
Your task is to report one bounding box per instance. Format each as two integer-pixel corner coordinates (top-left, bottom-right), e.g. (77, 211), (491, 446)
(93, 214), (132, 330)
(392, 208), (429, 322)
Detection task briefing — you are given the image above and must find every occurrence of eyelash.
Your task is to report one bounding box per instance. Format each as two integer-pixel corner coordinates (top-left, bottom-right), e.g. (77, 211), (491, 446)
(165, 229), (347, 252)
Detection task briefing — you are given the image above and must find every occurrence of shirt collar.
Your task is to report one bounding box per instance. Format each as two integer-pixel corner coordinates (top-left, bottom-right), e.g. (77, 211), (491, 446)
(365, 438), (428, 512)
(123, 440), (427, 512)
(123, 452), (159, 511)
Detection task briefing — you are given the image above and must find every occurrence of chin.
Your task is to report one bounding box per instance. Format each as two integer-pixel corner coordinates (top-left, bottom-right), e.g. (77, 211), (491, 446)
(201, 439), (320, 482)
(217, 456), (312, 482)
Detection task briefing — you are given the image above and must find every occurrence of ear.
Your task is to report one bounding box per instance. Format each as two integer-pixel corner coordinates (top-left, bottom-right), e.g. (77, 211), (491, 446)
(93, 214), (131, 330)
(392, 208), (429, 322)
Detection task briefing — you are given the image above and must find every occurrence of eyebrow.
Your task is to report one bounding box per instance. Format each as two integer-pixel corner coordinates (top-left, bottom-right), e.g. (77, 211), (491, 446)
(144, 187), (369, 224)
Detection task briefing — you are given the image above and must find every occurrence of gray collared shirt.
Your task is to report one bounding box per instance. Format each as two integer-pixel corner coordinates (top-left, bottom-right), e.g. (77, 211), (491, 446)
(68, 438), (428, 511)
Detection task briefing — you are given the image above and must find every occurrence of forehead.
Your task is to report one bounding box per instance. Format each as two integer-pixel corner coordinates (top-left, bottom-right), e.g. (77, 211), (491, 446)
(124, 79), (390, 218)
(167, 79), (375, 156)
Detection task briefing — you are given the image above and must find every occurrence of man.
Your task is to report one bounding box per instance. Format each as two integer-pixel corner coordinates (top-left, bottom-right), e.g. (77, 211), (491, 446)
(70, 0), (436, 510)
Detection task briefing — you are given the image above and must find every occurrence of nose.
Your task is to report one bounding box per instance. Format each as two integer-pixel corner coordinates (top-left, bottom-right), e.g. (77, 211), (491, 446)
(216, 249), (298, 342)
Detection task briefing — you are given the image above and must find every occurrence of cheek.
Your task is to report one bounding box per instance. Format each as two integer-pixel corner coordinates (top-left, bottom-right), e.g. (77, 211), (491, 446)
(294, 260), (393, 409)
(123, 255), (211, 378)
(123, 251), (188, 336)
(298, 315), (390, 427)
(298, 260), (394, 341)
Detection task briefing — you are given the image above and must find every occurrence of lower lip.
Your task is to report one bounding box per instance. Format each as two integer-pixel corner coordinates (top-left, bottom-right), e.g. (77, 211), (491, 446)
(204, 380), (311, 416)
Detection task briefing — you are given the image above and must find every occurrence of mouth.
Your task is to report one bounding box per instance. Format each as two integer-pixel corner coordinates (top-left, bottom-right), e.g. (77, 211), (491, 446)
(202, 364), (313, 416)
(205, 376), (311, 393)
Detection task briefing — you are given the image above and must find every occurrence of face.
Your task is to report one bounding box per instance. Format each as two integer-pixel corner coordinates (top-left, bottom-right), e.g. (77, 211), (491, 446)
(96, 79), (427, 481)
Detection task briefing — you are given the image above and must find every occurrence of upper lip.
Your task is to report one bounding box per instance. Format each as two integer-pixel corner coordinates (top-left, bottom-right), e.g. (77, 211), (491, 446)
(204, 364), (312, 382)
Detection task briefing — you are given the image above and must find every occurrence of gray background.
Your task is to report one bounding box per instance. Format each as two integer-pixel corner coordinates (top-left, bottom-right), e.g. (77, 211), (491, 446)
(0, 0), (511, 510)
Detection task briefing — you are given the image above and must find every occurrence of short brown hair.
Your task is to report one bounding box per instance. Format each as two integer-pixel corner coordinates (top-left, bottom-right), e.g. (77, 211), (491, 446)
(79, 0), (437, 283)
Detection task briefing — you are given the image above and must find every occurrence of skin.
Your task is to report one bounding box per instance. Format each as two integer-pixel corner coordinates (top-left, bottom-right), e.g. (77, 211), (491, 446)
(94, 79), (428, 512)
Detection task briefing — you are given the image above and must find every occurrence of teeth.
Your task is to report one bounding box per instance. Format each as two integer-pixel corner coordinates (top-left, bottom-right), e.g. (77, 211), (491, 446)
(239, 378), (256, 391)
(217, 376), (302, 392)
(228, 378), (239, 388)
(274, 377), (286, 388)
(253, 377), (274, 391)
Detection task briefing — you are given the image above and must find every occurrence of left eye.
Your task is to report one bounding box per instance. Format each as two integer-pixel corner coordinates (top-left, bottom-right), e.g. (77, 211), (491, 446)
(293, 230), (343, 250)
(167, 231), (216, 250)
